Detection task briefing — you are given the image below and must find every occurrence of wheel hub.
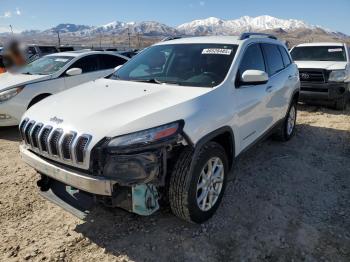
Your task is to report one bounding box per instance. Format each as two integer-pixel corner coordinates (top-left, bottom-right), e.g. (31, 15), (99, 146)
(196, 157), (224, 211)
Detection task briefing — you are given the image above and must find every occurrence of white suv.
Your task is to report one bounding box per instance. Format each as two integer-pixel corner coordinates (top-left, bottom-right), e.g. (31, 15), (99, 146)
(290, 42), (350, 110)
(19, 33), (300, 223)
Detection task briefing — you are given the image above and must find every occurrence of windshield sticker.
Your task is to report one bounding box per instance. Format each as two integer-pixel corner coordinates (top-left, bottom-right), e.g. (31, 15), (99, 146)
(328, 48), (343, 52)
(54, 58), (69, 62)
(202, 48), (232, 55)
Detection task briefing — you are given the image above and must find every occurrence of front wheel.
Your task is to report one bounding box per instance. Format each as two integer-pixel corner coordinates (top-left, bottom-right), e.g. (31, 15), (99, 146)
(168, 142), (228, 223)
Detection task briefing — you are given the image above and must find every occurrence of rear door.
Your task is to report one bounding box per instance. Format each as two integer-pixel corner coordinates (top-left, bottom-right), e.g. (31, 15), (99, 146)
(261, 43), (292, 122)
(64, 55), (103, 88)
(97, 54), (128, 76)
(234, 43), (273, 150)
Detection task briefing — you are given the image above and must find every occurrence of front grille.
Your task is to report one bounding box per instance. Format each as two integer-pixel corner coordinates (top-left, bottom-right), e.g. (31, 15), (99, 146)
(75, 136), (90, 163)
(62, 133), (75, 160)
(30, 123), (43, 148)
(49, 129), (63, 156)
(40, 127), (52, 152)
(24, 121), (35, 144)
(299, 70), (325, 83)
(20, 118), (92, 167)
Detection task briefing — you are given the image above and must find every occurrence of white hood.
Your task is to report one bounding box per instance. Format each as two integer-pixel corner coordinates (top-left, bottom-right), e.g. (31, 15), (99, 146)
(0, 72), (51, 92)
(24, 78), (211, 144)
(294, 61), (348, 71)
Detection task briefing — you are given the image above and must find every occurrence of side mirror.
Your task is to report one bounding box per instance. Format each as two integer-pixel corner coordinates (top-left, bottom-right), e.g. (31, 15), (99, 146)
(114, 65), (123, 72)
(241, 70), (268, 85)
(66, 68), (82, 76)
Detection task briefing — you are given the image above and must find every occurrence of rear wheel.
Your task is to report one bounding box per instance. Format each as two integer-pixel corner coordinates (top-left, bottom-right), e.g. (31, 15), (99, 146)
(168, 142), (228, 223)
(273, 101), (297, 141)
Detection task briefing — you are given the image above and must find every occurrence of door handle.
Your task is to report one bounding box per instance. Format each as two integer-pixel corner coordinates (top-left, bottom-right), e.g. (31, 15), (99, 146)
(266, 86), (273, 93)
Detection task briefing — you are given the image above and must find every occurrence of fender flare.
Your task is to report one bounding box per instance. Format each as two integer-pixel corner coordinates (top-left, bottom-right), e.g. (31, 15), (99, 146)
(189, 126), (236, 172)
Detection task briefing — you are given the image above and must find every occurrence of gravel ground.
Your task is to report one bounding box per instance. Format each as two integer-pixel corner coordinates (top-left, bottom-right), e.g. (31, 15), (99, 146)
(0, 104), (349, 262)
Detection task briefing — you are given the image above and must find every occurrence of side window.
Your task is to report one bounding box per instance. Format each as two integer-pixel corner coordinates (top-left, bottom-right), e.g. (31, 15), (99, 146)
(99, 54), (127, 70)
(278, 46), (292, 67)
(238, 44), (266, 76)
(262, 44), (285, 76)
(69, 55), (99, 73)
(27, 47), (37, 55)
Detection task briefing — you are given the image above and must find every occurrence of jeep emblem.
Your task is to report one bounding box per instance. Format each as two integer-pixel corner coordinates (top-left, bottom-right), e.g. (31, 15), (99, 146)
(50, 116), (64, 124)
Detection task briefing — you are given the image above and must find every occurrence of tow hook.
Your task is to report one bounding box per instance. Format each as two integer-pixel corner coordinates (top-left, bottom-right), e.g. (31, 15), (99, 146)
(37, 175), (51, 192)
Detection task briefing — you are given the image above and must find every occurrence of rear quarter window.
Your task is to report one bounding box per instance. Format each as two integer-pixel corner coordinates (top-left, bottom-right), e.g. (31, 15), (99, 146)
(278, 46), (292, 67)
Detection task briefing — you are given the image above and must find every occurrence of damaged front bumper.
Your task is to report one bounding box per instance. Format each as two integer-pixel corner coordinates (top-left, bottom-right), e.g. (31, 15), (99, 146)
(20, 144), (115, 196)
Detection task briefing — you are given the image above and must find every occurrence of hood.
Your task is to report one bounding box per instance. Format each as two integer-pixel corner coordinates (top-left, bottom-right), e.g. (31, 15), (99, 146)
(0, 72), (52, 92)
(294, 61), (348, 71)
(24, 78), (211, 143)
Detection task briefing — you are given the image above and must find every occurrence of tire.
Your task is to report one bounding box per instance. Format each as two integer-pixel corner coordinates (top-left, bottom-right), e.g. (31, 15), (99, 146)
(273, 100), (297, 141)
(168, 142), (228, 223)
(334, 97), (347, 111)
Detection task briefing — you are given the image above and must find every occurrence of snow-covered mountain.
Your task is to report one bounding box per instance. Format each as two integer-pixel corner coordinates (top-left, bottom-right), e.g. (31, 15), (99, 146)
(177, 15), (316, 35)
(1, 15), (348, 38)
(90, 21), (178, 36)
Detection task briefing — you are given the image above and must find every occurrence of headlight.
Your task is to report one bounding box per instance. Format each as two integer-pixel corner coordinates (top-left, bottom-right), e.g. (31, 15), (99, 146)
(328, 70), (347, 82)
(0, 86), (24, 103)
(108, 121), (183, 148)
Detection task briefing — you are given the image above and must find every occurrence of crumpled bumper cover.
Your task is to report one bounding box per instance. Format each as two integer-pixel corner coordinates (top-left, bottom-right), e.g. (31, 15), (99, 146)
(20, 144), (115, 196)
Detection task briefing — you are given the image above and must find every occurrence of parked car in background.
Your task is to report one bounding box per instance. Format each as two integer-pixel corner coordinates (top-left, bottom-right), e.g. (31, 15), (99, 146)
(0, 50), (128, 126)
(19, 33), (300, 223)
(57, 46), (75, 52)
(290, 42), (350, 110)
(25, 45), (59, 62)
(116, 50), (139, 58)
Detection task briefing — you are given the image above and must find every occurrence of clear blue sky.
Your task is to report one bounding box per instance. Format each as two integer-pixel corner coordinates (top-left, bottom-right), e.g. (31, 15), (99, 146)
(0, 0), (349, 34)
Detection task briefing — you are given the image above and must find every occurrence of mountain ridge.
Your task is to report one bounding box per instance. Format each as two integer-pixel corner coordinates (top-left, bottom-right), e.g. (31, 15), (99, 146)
(1, 15), (348, 42)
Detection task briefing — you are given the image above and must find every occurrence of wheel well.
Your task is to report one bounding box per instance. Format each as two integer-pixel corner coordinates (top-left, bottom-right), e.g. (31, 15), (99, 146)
(292, 91), (299, 103)
(210, 131), (234, 169)
(28, 93), (51, 109)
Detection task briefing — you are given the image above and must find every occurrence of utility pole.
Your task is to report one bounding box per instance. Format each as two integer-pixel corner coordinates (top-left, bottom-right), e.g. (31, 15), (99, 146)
(127, 27), (131, 49)
(137, 33), (141, 49)
(56, 31), (61, 46)
(9, 25), (13, 35)
(99, 33), (102, 48)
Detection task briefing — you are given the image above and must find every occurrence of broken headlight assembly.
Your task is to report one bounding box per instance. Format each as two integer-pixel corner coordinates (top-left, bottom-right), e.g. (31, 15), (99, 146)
(103, 120), (185, 185)
(107, 120), (184, 151)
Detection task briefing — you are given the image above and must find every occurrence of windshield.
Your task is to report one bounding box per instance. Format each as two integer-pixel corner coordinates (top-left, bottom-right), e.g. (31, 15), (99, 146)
(111, 43), (238, 87)
(290, 46), (346, 62)
(20, 56), (73, 75)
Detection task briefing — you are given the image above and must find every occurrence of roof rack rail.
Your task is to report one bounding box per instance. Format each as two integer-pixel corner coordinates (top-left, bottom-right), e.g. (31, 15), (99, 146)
(239, 32), (277, 40)
(161, 36), (183, 42)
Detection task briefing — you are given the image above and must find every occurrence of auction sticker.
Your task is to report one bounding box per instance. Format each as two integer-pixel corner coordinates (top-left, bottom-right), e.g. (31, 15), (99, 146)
(202, 48), (232, 55)
(328, 48), (343, 52)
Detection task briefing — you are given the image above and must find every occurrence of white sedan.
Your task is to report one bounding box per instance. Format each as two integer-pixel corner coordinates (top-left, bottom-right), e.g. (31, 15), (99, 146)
(0, 50), (128, 126)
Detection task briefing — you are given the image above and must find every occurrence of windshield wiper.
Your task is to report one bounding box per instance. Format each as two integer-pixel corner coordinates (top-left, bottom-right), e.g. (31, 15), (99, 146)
(131, 78), (163, 84)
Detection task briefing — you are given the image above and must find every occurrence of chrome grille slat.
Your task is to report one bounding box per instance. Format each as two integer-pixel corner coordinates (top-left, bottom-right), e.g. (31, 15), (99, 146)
(30, 123), (43, 148)
(48, 129), (63, 156)
(21, 119), (92, 168)
(39, 126), (53, 153)
(24, 121), (35, 145)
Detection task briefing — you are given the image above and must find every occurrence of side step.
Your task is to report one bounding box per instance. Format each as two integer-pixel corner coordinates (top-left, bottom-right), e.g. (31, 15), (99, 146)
(38, 179), (96, 220)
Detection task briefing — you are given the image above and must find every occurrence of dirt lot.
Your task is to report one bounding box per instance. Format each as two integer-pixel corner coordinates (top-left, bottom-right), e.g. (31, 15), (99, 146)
(0, 105), (349, 262)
